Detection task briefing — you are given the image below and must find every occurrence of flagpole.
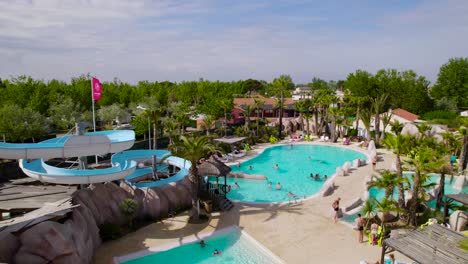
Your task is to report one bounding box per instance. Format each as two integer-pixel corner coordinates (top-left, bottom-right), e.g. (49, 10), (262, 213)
(91, 77), (98, 164)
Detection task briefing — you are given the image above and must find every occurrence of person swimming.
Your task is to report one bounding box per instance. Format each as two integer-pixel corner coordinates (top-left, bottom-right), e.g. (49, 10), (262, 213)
(276, 182), (282, 190)
(212, 249), (222, 256)
(274, 164), (279, 170)
(267, 181), (272, 188)
(200, 240), (206, 247)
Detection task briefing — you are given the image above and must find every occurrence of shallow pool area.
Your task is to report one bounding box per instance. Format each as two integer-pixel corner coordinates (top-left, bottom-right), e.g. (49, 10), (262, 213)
(115, 227), (284, 264)
(227, 144), (367, 203)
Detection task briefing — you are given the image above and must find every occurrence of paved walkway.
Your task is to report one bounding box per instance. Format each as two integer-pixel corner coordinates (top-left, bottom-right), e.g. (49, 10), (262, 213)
(93, 141), (411, 264)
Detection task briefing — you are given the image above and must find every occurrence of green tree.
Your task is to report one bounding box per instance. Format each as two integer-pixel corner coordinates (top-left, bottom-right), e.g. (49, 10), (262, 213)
(168, 135), (220, 221)
(405, 146), (444, 226)
(98, 103), (129, 128)
(459, 124), (468, 172)
(272, 74), (294, 139)
(49, 96), (83, 130)
(368, 170), (407, 200)
(374, 197), (400, 234)
(138, 97), (165, 149)
(431, 57), (468, 109)
(253, 98), (264, 136)
(0, 104), (47, 142)
(371, 93), (389, 144)
(382, 134), (411, 209)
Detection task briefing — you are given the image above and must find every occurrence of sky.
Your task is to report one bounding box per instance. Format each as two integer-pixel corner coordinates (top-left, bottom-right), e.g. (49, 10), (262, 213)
(0, 0), (467, 84)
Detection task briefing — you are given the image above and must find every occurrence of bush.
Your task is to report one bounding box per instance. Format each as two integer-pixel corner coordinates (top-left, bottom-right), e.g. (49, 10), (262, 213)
(421, 110), (457, 121)
(269, 135), (278, 144)
(99, 223), (123, 241)
(347, 128), (358, 137)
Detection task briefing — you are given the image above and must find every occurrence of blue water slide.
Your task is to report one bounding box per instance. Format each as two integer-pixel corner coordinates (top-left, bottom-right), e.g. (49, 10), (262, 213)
(0, 130), (135, 160)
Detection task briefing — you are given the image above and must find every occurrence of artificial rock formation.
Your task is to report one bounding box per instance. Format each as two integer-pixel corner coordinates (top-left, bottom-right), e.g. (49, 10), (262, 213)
(449, 210), (468, 232)
(2, 180), (192, 264)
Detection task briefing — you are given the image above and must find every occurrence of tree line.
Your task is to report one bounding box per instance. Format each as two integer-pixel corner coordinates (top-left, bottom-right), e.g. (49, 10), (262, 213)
(0, 57), (467, 143)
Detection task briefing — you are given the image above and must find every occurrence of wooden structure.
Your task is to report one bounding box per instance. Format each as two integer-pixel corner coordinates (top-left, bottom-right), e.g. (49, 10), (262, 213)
(0, 197), (77, 233)
(197, 157), (234, 211)
(0, 179), (76, 220)
(381, 224), (468, 264)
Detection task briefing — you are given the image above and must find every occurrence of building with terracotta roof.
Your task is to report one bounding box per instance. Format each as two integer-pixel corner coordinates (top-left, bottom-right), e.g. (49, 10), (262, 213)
(390, 108), (419, 123)
(233, 95), (296, 121)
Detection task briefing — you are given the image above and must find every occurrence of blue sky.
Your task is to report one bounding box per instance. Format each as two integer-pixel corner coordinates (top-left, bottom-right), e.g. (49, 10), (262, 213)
(0, 0), (467, 84)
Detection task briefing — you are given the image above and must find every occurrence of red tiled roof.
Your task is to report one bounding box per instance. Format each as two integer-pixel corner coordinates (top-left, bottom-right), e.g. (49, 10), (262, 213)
(391, 108), (419, 122)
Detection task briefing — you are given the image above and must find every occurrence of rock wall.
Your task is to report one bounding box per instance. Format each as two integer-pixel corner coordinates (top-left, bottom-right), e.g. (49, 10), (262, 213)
(1, 180), (192, 264)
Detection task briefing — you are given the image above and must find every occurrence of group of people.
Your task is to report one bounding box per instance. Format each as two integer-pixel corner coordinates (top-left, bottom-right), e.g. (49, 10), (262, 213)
(310, 173), (327, 181)
(267, 181), (282, 190)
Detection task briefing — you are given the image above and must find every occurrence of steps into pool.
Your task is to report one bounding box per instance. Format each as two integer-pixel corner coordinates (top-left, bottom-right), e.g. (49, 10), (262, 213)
(218, 197), (234, 211)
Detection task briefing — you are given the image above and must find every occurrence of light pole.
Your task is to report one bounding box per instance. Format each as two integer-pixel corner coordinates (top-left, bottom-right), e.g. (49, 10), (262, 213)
(137, 105), (151, 150)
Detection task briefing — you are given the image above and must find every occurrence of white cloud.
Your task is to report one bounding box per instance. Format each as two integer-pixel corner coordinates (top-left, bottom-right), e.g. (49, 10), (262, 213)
(0, 0), (467, 84)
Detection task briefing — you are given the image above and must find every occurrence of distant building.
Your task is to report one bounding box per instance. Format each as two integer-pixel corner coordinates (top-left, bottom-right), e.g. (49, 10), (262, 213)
(292, 87), (312, 101)
(390, 108), (420, 123)
(233, 95), (296, 120)
(460, 110), (468, 117)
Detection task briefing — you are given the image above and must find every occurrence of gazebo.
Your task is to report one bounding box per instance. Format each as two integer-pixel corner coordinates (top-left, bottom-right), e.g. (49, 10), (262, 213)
(381, 224), (468, 264)
(196, 157), (233, 211)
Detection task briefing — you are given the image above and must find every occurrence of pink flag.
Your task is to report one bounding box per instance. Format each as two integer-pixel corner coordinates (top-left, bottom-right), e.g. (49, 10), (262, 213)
(92, 77), (102, 101)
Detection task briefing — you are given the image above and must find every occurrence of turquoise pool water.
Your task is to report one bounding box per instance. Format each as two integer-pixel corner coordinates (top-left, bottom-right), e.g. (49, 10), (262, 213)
(227, 144), (367, 202)
(120, 228), (283, 264)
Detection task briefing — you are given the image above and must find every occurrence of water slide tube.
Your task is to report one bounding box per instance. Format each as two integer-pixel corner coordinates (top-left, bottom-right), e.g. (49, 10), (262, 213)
(0, 130), (135, 160)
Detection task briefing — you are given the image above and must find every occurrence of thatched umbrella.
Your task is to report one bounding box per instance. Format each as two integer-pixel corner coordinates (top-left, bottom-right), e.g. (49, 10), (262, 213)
(197, 156), (232, 177)
(196, 156), (232, 199)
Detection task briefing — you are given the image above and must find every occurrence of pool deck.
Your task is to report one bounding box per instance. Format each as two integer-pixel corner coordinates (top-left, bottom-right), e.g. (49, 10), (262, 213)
(93, 140), (413, 264)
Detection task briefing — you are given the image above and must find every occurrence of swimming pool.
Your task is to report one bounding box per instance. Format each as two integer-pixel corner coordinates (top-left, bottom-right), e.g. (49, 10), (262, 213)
(227, 144), (367, 203)
(342, 174), (467, 224)
(115, 227), (284, 264)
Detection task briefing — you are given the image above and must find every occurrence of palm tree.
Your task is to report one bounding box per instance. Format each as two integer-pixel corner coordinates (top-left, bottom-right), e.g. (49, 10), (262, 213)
(380, 111), (392, 140)
(391, 120), (404, 135)
(405, 146), (444, 226)
(138, 97), (165, 149)
(459, 125), (468, 173)
(361, 199), (378, 229)
(162, 117), (178, 145)
(201, 115), (216, 136)
(382, 134), (410, 209)
(243, 104), (254, 131)
(327, 107), (341, 142)
(218, 99), (233, 137)
(272, 75), (292, 139)
(374, 197), (400, 234)
(358, 108), (372, 141)
(371, 94), (389, 144)
(432, 143), (454, 212)
(168, 135), (220, 221)
(368, 170), (406, 200)
(253, 98), (264, 136)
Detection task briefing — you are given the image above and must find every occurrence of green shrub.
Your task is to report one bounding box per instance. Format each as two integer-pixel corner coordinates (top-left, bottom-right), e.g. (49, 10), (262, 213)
(347, 128), (358, 137)
(120, 198), (138, 228)
(421, 110), (457, 121)
(269, 135), (278, 144)
(99, 223), (122, 241)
